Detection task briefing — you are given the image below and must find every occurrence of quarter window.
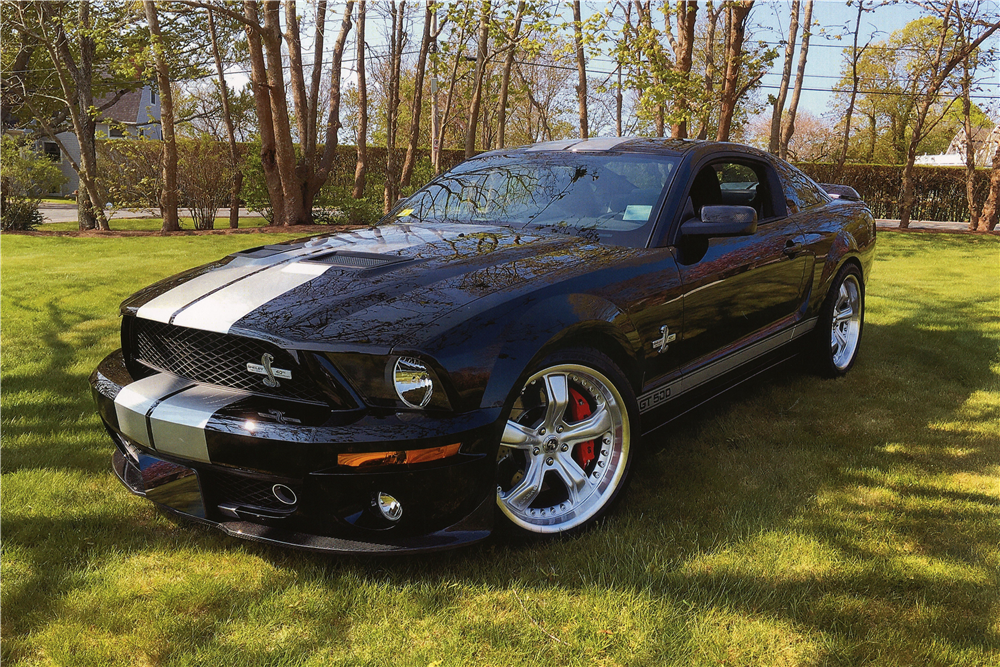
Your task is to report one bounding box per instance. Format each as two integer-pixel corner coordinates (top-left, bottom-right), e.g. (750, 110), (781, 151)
(774, 160), (830, 213)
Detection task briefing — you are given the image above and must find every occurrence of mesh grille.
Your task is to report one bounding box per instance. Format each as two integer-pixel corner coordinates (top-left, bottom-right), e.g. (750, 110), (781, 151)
(132, 319), (329, 404)
(210, 471), (296, 511)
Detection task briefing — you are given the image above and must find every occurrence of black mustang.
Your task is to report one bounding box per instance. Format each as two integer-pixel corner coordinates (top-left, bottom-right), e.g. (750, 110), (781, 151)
(91, 138), (875, 553)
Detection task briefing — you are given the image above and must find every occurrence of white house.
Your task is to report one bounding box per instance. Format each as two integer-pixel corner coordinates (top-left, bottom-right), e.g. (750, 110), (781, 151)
(39, 84), (161, 196)
(915, 123), (999, 168)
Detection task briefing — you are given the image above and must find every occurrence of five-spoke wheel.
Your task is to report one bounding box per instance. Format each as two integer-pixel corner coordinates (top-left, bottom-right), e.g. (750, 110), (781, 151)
(814, 264), (865, 376)
(496, 353), (634, 534)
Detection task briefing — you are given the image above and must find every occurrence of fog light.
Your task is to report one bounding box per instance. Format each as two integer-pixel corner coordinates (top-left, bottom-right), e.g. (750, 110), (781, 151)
(272, 484), (298, 505)
(375, 492), (403, 522)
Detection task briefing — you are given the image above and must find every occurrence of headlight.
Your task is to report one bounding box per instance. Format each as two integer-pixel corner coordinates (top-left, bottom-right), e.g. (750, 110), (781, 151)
(393, 357), (434, 408)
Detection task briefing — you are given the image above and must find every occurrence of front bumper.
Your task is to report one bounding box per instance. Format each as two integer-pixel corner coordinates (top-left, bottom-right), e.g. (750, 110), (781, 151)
(93, 349), (501, 554)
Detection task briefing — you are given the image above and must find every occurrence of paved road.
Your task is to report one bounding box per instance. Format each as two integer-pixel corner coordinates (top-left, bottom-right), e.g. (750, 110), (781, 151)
(38, 204), (980, 232)
(39, 204), (262, 224)
(874, 219), (976, 232)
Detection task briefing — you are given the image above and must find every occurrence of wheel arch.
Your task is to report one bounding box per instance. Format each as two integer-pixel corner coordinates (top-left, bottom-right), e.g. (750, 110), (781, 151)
(480, 293), (642, 413)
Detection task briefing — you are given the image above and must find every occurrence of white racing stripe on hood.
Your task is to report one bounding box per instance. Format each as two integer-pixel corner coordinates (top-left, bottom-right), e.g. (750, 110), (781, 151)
(169, 259), (339, 333)
(137, 223), (493, 334)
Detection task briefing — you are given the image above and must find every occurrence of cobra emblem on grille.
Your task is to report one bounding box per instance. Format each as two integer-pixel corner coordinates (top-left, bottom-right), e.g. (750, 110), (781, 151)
(246, 353), (292, 387)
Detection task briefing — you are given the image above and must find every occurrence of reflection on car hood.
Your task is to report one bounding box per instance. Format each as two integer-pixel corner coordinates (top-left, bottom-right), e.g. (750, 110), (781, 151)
(123, 222), (633, 350)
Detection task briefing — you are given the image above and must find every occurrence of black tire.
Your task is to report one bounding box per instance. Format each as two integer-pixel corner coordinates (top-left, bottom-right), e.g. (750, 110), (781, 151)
(494, 348), (637, 536)
(812, 263), (865, 377)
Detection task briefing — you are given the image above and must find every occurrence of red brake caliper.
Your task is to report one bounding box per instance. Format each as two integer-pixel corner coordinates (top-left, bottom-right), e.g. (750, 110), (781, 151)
(568, 388), (596, 469)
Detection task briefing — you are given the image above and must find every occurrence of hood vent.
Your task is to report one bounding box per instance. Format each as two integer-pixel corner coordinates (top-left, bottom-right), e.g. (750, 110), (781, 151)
(302, 251), (409, 269)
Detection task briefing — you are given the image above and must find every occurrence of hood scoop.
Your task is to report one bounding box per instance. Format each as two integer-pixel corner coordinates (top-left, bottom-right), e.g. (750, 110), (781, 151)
(301, 250), (411, 270)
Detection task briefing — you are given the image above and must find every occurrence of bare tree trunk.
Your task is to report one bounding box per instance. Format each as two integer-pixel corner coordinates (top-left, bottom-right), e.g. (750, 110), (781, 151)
(497, 1), (525, 148)
(430, 8), (441, 171)
(616, 62), (623, 137)
(400, 2), (433, 188)
(465, 0), (491, 158)
(716, 0), (753, 142)
(572, 0), (588, 139)
(383, 1), (404, 214)
(144, 1), (179, 231)
(980, 143), (1000, 232)
(961, 62), (979, 231)
(243, 1), (285, 226)
(671, 1), (697, 139)
(207, 8), (242, 229)
(779, 0), (812, 160)
(768, 0), (798, 153)
(260, 1), (304, 225)
(353, 0), (368, 201)
(307, 1), (326, 161)
(314, 1), (354, 193)
(836, 0), (866, 176)
(697, 0), (720, 140)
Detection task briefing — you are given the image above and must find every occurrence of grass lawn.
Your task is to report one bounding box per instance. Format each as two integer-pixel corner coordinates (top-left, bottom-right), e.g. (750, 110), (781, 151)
(40, 217), (272, 232)
(2, 232), (998, 666)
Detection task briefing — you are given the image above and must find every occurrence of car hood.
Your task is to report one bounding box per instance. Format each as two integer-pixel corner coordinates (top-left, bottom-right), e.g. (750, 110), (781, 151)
(123, 222), (635, 351)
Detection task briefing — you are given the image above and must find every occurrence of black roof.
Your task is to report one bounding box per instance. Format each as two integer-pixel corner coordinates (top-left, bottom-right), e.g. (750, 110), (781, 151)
(475, 137), (766, 160)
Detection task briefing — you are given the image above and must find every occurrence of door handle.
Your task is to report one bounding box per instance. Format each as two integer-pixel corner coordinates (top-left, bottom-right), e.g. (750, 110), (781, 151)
(783, 239), (804, 256)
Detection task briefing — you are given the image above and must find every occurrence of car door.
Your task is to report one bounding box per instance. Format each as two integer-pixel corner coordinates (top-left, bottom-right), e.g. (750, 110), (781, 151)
(669, 157), (811, 373)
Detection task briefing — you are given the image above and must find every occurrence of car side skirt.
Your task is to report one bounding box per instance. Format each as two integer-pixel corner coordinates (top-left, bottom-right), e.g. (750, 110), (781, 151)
(636, 316), (818, 416)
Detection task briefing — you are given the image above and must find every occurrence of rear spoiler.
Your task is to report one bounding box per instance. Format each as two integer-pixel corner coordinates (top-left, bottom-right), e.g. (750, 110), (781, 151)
(820, 183), (862, 202)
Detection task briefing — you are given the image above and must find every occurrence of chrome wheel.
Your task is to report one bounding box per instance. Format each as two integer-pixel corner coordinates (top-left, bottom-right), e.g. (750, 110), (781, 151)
(496, 362), (630, 534)
(830, 273), (862, 371)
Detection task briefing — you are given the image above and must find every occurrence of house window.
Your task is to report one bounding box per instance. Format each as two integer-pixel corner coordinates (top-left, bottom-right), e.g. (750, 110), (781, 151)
(109, 126), (124, 138)
(150, 87), (156, 104)
(43, 142), (61, 162)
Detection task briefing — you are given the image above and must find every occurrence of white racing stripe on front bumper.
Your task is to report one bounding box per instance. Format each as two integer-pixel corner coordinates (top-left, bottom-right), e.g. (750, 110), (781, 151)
(113, 372), (249, 463)
(169, 261), (335, 334)
(149, 384), (250, 463)
(114, 373), (193, 447)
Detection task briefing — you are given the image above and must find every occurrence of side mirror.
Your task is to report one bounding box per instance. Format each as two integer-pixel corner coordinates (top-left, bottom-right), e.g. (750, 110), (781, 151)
(681, 205), (757, 237)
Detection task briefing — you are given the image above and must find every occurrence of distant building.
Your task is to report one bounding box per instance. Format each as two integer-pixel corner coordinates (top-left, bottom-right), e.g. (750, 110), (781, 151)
(915, 123), (999, 168)
(37, 85), (161, 196)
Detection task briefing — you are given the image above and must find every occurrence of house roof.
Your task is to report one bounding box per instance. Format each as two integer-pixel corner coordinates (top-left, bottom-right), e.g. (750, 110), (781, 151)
(96, 90), (143, 124)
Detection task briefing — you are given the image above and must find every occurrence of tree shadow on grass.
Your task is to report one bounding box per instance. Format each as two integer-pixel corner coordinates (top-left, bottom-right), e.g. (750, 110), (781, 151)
(1, 298), (119, 475)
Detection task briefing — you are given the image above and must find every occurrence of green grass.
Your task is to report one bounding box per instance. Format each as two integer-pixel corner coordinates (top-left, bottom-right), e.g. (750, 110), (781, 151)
(2, 233), (998, 666)
(40, 216), (271, 232)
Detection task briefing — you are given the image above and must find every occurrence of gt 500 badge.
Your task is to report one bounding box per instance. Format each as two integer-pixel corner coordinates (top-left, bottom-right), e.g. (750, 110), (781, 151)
(247, 353), (292, 387)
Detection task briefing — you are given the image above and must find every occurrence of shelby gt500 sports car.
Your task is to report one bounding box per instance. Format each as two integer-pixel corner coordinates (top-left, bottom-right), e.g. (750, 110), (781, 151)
(91, 138), (875, 554)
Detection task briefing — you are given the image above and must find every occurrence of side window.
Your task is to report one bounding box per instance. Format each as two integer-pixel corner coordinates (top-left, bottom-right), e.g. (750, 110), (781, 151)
(689, 161), (773, 222)
(775, 160), (831, 214)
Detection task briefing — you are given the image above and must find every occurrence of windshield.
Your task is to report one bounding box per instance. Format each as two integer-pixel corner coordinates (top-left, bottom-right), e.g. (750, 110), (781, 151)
(387, 152), (680, 247)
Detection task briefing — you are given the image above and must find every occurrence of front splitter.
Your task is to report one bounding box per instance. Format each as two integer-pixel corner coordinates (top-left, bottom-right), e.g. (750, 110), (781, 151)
(112, 449), (492, 555)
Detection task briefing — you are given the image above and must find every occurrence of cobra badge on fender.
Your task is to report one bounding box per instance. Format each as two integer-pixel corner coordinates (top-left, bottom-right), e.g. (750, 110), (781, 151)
(247, 353), (292, 387)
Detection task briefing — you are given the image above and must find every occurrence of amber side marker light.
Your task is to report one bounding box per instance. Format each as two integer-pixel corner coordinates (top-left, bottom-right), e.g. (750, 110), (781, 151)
(338, 443), (462, 468)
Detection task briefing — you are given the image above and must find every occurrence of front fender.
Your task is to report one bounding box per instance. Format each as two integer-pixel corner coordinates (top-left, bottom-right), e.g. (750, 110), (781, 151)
(479, 293), (639, 411)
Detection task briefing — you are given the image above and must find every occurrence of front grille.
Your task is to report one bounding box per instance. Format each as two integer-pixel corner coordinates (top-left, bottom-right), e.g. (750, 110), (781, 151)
(210, 470), (296, 511)
(131, 318), (329, 404)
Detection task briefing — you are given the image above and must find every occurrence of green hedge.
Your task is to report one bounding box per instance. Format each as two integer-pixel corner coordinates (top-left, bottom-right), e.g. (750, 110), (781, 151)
(796, 163), (990, 223)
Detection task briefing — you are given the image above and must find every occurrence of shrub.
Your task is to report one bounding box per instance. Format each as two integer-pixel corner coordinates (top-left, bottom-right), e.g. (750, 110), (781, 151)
(177, 138), (234, 230)
(796, 163), (990, 222)
(0, 135), (67, 231)
(98, 138), (243, 228)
